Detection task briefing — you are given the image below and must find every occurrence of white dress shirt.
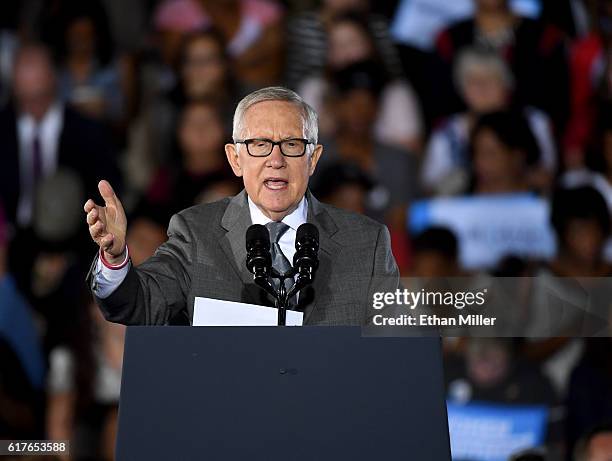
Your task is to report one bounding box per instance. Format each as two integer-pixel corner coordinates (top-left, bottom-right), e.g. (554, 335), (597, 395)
(247, 195), (307, 265)
(16, 103), (64, 226)
(92, 195), (308, 299)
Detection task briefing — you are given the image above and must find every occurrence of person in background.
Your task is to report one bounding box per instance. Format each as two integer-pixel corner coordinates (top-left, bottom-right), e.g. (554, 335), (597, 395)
(149, 0), (209, 98)
(421, 47), (556, 196)
(313, 62), (418, 230)
(28, 170), (97, 354)
(125, 202), (168, 268)
(567, 337), (612, 461)
(188, 0), (285, 87)
(311, 64), (418, 273)
(0, 203), (45, 439)
(562, 103), (612, 222)
(0, 2), (19, 107)
(125, 28), (241, 196)
(47, 1), (128, 126)
(408, 227), (465, 353)
(46, 297), (125, 461)
(194, 176), (243, 205)
(445, 338), (556, 406)
(285, 0), (402, 90)
(573, 422), (612, 461)
(509, 448), (547, 461)
(0, 43), (120, 230)
(468, 110), (541, 195)
(146, 99), (238, 223)
(150, 0), (283, 92)
(298, 12), (423, 152)
(173, 28), (243, 126)
(312, 162), (373, 216)
(549, 186), (612, 279)
(0, 43), (120, 301)
(564, 0), (612, 170)
(432, 0), (569, 130)
(522, 187), (611, 399)
(410, 227), (460, 278)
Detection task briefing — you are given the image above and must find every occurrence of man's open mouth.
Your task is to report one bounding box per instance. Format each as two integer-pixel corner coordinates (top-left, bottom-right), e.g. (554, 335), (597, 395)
(264, 179), (289, 190)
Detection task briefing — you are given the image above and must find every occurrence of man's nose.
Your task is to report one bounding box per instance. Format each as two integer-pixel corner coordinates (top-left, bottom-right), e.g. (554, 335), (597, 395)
(268, 144), (286, 168)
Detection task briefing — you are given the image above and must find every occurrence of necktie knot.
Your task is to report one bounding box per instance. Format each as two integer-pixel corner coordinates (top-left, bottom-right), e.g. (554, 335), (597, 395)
(265, 221), (295, 304)
(266, 221), (289, 244)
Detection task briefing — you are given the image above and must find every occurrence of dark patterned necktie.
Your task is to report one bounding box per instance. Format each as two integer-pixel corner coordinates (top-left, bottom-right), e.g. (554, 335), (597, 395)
(32, 129), (42, 184)
(265, 221), (295, 304)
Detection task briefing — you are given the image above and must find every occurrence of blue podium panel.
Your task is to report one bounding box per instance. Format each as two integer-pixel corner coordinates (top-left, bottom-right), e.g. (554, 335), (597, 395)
(116, 326), (450, 461)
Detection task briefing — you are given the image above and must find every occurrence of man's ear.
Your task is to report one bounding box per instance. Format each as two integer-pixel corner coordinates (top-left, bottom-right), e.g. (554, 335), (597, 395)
(308, 144), (324, 176)
(225, 143), (243, 177)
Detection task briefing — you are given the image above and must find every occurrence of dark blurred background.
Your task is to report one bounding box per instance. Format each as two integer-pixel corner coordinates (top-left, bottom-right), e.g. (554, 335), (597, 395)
(0, 0), (611, 460)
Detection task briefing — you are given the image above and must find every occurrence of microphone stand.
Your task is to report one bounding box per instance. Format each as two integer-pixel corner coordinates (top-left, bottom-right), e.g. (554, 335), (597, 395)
(248, 255), (305, 326)
(269, 268), (296, 326)
(270, 265), (317, 326)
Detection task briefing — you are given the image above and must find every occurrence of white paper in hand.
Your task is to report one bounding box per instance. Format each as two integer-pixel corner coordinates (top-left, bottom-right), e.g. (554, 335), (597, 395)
(193, 297), (303, 326)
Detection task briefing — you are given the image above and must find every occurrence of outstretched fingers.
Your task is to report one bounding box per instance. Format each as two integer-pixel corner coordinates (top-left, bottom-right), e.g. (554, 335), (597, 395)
(84, 199), (97, 213)
(86, 207), (99, 225)
(98, 180), (118, 207)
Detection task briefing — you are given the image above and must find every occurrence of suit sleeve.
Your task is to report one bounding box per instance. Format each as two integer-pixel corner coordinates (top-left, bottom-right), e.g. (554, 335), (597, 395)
(364, 225), (400, 325)
(94, 212), (194, 325)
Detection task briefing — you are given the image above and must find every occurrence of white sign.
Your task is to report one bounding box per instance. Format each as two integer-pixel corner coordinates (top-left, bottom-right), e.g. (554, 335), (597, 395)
(409, 194), (556, 269)
(447, 402), (548, 461)
(193, 297), (303, 326)
(391, 0), (542, 50)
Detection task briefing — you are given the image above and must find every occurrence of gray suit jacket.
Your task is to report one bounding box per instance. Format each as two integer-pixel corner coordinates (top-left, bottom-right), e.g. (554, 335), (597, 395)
(92, 190), (399, 326)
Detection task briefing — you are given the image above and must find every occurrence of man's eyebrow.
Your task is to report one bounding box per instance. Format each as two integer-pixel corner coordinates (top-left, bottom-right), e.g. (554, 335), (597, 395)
(246, 136), (303, 141)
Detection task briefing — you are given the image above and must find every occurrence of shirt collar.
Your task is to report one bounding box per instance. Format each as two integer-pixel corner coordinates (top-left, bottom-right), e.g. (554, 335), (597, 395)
(247, 195), (308, 231)
(18, 102), (63, 131)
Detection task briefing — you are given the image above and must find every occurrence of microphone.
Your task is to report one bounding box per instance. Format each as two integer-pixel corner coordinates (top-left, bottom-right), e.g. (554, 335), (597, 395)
(246, 224), (277, 299)
(287, 223), (319, 299)
(246, 224), (272, 277)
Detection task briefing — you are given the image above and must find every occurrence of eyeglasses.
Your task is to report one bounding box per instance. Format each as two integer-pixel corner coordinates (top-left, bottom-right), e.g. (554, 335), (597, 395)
(235, 138), (312, 157)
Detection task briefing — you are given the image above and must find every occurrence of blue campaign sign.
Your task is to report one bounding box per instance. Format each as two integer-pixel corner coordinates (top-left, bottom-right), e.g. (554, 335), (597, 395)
(408, 193), (556, 269)
(447, 401), (548, 461)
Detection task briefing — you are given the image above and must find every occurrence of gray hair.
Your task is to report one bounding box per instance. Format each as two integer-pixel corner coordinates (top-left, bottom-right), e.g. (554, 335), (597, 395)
(453, 46), (514, 93)
(232, 86), (319, 145)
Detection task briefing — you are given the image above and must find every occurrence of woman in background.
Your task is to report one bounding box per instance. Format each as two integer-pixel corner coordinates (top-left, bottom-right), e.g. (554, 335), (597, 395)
(146, 99), (238, 223)
(421, 47), (556, 196)
(298, 12), (423, 153)
(50, 2), (128, 126)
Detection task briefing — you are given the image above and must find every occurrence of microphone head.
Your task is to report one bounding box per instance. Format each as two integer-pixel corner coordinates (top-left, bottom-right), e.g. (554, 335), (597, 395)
(246, 224), (271, 274)
(295, 223), (319, 250)
(294, 223), (319, 272)
(246, 224), (270, 252)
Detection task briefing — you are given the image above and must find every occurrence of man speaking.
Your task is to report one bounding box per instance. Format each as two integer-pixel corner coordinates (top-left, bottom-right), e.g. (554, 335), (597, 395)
(84, 87), (399, 325)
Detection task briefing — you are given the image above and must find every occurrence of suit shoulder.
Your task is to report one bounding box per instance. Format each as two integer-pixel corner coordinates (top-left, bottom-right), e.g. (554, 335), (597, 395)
(174, 197), (232, 226)
(321, 203), (386, 234)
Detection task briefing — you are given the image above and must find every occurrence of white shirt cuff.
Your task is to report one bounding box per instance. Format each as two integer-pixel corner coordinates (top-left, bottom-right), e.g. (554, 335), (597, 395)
(92, 248), (131, 299)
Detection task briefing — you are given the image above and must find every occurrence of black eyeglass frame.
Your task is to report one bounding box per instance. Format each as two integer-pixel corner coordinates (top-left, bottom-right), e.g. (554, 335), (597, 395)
(234, 138), (313, 157)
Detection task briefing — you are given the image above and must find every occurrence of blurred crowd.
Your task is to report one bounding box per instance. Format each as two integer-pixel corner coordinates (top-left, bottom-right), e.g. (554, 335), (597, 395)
(0, 0), (611, 460)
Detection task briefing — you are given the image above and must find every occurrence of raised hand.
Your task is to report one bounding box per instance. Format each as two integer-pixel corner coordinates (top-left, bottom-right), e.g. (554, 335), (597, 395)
(84, 180), (127, 265)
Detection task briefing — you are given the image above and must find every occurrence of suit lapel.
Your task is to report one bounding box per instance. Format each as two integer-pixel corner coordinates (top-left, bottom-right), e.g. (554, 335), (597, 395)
(219, 190), (264, 303)
(301, 191), (340, 323)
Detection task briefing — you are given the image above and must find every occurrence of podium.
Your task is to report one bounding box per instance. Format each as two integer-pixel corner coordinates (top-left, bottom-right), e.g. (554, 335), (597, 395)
(116, 327), (451, 461)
